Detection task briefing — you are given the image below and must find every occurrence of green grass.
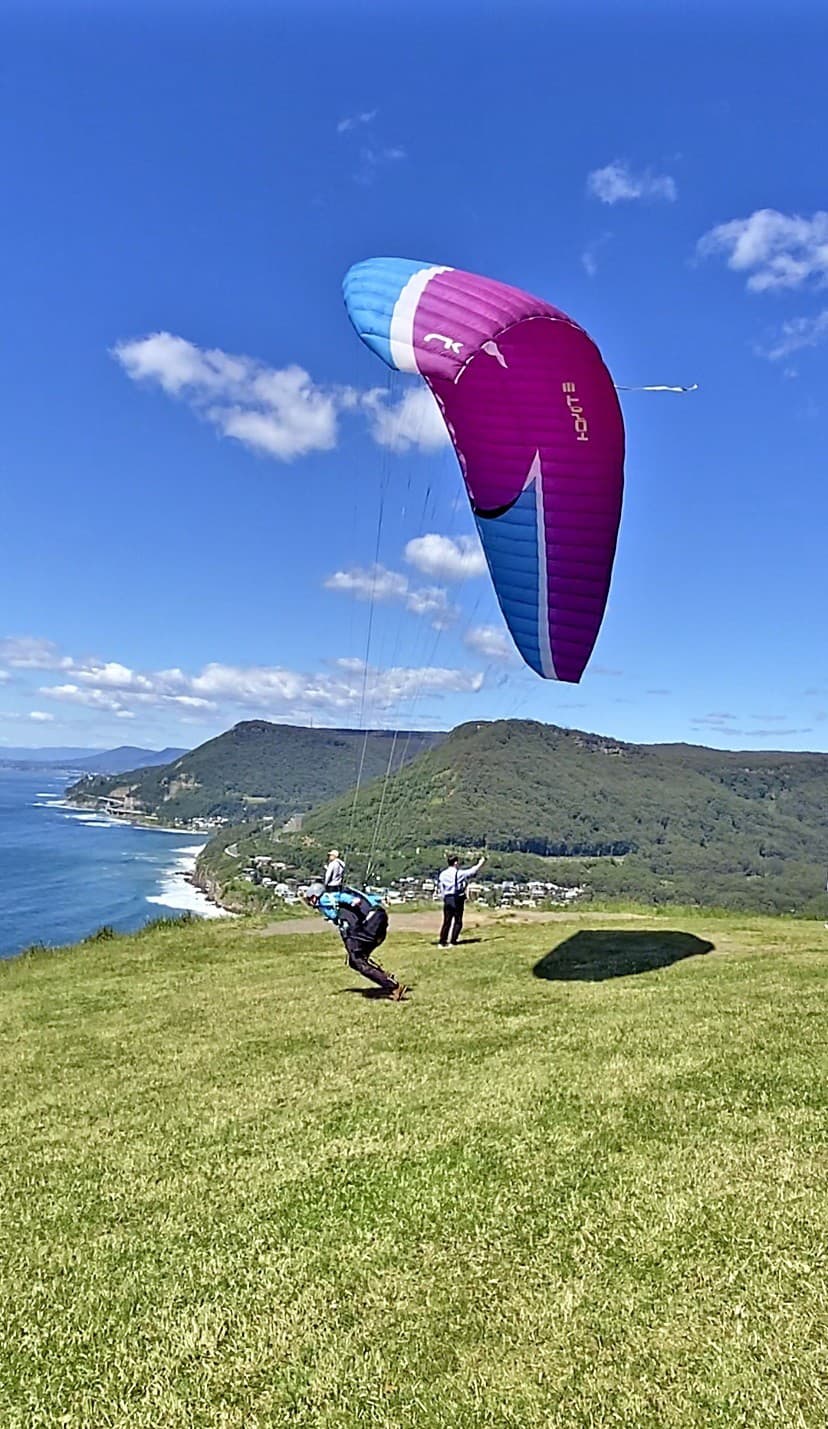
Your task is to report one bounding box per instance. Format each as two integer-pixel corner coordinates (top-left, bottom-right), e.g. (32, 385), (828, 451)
(2, 910), (827, 1427)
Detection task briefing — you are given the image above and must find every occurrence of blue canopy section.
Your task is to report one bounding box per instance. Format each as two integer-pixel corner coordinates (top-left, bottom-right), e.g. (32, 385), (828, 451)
(343, 257), (427, 369)
(475, 484), (544, 678)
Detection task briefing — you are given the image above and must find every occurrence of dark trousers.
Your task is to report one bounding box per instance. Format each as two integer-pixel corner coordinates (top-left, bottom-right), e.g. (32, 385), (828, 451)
(440, 894), (465, 945)
(343, 909), (397, 992)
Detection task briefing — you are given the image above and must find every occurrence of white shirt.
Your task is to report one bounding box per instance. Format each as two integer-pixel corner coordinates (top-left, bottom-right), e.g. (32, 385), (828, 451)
(438, 859), (483, 898)
(324, 857), (345, 888)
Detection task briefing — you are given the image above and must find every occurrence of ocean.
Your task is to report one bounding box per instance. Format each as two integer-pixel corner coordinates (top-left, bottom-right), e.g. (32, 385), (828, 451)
(0, 767), (228, 960)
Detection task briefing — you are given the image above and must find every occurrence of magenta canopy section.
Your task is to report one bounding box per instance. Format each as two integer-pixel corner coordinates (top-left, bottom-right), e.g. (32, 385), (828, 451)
(343, 258), (625, 682)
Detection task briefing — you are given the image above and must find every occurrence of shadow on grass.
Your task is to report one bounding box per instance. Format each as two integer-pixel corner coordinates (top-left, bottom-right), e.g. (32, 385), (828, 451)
(339, 987), (391, 999)
(339, 985), (416, 999)
(533, 929), (715, 982)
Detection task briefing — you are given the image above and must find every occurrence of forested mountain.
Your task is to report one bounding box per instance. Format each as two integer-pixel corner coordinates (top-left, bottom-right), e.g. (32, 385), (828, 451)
(66, 720), (443, 825)
(0, 744), (187, 773)
(205, 720), (828, 915)
(70, 746), (189, 774)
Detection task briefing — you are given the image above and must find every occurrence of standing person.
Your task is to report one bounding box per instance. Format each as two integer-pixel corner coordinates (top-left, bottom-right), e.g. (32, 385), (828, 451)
(324, 848), (345, 891)
(437, 854), (485, 948)
(303, 882), (407, 999)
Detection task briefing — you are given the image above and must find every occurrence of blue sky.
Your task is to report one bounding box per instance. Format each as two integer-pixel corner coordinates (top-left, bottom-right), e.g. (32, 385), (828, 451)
(2, 0), (826, 753)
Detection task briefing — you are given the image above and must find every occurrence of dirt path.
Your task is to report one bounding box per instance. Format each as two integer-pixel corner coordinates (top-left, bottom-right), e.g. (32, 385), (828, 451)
(255, 908), (651, 937)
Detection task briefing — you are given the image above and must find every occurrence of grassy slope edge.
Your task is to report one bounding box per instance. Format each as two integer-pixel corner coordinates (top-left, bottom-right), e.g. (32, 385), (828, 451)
(2, 908), (827, 1427)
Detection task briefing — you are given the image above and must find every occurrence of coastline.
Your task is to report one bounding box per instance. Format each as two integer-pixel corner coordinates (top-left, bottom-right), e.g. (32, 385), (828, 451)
(148, 844), (234, 920)
(46, 794), (234, 921)
(63, 799), (205, 837)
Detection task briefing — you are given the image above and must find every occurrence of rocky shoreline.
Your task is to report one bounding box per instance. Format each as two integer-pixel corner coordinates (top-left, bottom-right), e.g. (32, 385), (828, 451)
(184, 866), (236, 915)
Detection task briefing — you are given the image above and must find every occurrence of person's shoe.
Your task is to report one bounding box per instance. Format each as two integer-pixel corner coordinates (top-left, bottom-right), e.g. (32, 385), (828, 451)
(388, 983), (408, 1001)
(437, 942), (448, 949)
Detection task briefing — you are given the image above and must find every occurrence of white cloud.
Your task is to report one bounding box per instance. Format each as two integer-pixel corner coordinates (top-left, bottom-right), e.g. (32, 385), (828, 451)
(73, 661), (158, 693)
(0, 670), (8, 683)
(114, 336), (449, 462)
(403, 585), (458, 630)
(363, 386), (449, 452)
(581, 233), (609, 277)
(698, 209), (828, 292)
(405, 534), (486, 582)
(45, 684), (130, 713)
(170, 694), (215, 710)
(354, 144), (407, 185)
(113, 336), (340, 462)
(324, 564), (409, 603)
(463, 625), (513, 661)
(324, 563), (459, 629)
(0, 636), (74, 670)
(111, 332), (243, 396)
(335, 109), (405, 182)
(216, 401), (335, 460)
(587, 160), (676, 205)
(759, 309), (828, 360)
(334, 658), (482, 706)
(186, 656), (480, 716)
(337, 109), (377, 133)
(23, 634), (482, 726)
(29, 710), (55, 722)
(43, 676), (218, 715)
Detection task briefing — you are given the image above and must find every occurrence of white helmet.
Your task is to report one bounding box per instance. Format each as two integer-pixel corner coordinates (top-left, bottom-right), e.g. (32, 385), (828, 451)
(304, 881), (325, 902)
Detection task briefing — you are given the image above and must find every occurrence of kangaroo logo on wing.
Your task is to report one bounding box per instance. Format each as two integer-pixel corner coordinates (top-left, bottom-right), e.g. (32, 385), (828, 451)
(562, 382), (589, 442)
(424, 332), (464, 355)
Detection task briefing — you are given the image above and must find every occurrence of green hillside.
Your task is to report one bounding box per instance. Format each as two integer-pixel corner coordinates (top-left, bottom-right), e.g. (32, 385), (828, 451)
(216, 719), (828, 915)
(66, 720), (442, 826)
(2, 909), (827, 1426)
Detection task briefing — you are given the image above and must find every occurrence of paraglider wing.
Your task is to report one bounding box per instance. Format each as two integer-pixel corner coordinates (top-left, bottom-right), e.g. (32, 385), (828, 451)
(343, 258), (625, 683)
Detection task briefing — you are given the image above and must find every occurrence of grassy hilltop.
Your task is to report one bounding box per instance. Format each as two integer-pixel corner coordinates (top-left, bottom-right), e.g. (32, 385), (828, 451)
(3, 908), (827, 1427)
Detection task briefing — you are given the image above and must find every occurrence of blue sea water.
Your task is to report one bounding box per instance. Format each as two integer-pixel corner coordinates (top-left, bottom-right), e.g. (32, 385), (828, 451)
(0, 768), (226, 960)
